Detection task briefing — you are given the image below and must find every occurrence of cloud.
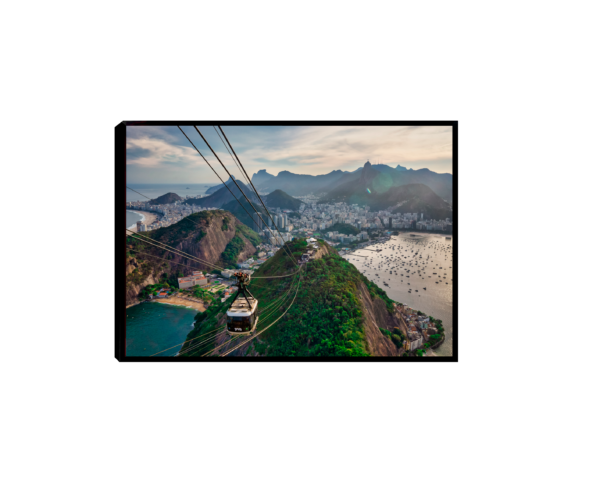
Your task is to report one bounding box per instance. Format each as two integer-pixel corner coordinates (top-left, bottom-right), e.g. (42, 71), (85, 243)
(126, 125), (453, 183)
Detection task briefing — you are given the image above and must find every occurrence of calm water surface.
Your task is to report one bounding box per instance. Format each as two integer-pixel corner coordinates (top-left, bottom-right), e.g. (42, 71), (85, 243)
(126, 302), (198, 357)
(343, 234), (454, 356)
(126, 183), (218, 202)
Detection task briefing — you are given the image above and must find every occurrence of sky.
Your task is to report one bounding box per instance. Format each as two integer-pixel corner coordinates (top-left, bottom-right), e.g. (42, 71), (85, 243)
(126, 125), (453, 184)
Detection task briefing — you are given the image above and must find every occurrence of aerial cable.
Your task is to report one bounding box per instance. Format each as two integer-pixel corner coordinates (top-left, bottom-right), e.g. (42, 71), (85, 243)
(201, 271), (300, 357)
(128, 249), (208, 272)
(193, 126), (298, 267)
(218, 126), (299, 269)
(126, 228), (225, 271)
(176, 271), (301, 357)
(213, 126), (249, 185)
(207, 268), (302, 357)
(150, 325), (225, 357)
(127, 186), (152, 200)
(126, 229), (225, 271)
(201, 273), (299, 357)
(217, 267), (304, 357)
(178, 126), (266, 233)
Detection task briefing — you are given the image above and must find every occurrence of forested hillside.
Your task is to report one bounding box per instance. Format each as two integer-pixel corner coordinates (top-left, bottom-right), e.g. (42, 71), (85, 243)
(179, 239), (403, 357)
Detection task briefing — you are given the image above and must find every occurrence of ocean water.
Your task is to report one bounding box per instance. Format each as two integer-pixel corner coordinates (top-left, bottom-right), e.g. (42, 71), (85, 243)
(126, 302), (198, 357)
(126, 183), (219, 203)
(126, 211), (144, 229)
(343, 234), (454, 356)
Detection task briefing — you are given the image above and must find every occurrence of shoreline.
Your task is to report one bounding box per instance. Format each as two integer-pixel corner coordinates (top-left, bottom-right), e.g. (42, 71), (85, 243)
(126, 210), (159, 233)
(153, 296), (206, 312)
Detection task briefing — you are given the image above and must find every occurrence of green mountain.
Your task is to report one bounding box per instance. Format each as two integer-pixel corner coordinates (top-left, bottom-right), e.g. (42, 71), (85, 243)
(125, 210), (260, 306)
(179, 239), (407, 357)
(327, 222), (360, 236)
(263, 190), (302, 211)
(221, 198), (267, 232)
(149, 192), (182, 205)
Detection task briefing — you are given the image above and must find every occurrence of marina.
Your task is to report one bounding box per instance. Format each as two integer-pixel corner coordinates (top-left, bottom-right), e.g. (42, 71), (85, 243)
(343, 234), (453, 356)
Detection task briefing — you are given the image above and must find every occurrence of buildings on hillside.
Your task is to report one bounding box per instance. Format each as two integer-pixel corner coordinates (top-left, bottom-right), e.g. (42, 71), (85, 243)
(177, 271), (208, 289)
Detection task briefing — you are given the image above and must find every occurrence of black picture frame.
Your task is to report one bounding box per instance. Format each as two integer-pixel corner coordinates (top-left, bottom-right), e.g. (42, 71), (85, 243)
(116, 121), (458, 362)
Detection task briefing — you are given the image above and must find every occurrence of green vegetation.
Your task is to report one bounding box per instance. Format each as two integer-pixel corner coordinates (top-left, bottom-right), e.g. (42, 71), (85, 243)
(236, 223), (261, 246)
(251, 254), (369, 356)
(222, 235), (245, 266)
(222, 216), (230, 231)
(179, 296), (235, 356)
(327, 222), (360, 236)
(379, 327), (404, 349)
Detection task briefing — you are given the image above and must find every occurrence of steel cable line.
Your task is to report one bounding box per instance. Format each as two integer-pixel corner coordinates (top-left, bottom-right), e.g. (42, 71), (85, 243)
(201, 272), (300, 357)
(127, 186), (152, 200)
(206, 267), (303, 357)
(218, 126), (299, 269)
(126, 229), (226, 271)
(128, 249), (207, 272)
(200, 271), (300, 357)
(178, 126), (266, 234)
(193, 126), (298, 267)
(181, 283), (294, 357)
(176, 269), (301, 357)
(126, 228), (225, 270)
(217, 267), (304, 357)
(150, 325), (225, 357)
(213, 126), (248, 185)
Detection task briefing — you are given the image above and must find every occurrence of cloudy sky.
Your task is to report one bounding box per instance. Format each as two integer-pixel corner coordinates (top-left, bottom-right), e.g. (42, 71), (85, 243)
(126, 125), (452, 184)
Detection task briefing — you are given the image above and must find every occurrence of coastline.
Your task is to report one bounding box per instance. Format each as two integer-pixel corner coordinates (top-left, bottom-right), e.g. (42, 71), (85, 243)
(126, 210), (159, 233)
(153, 296), (206, 312)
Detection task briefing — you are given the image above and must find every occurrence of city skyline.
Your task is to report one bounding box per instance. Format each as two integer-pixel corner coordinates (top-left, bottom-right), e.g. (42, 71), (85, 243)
(127, 125), (452, 184)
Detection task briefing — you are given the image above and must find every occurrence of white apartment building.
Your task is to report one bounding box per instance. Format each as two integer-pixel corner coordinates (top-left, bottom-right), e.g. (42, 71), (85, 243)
(177, 271), (208, 289)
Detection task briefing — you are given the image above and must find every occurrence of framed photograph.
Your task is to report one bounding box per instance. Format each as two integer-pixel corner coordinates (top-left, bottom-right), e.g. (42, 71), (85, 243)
(116, 121), (457, 361)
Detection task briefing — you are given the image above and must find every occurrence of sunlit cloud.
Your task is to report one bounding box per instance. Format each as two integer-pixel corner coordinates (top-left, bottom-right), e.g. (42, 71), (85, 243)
(126, 125), (452, 183)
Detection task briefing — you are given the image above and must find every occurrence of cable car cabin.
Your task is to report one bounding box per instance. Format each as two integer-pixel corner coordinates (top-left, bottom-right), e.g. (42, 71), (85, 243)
(226, 297), (259, 335)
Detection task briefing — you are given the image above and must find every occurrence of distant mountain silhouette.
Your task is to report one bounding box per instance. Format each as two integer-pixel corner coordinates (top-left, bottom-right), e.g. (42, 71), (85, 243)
(252, 162), (451, 201)
(263, 190), (302, 210)
(184, 179), (261, 209)
(148, 192), (182, 205)
(204, 176), (237, 195)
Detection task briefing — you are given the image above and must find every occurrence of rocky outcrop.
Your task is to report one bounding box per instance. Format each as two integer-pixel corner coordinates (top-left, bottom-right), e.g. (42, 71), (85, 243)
(125, 211), (258, 306)
(356, 281), (400, 356)
(125, 256), (161, 306)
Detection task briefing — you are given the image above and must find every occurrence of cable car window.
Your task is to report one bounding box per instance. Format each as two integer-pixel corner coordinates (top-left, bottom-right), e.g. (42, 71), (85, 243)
(227, 316), (251, 332)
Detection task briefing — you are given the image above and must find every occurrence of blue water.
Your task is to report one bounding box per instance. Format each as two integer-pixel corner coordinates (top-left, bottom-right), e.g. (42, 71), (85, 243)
(126, 302), (198, 357)
(126, 183), (219, 203)
(126, 210), (143, 229)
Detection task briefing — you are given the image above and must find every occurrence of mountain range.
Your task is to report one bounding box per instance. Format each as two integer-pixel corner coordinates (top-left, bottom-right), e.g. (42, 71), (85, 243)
(252, 161), (452, 202)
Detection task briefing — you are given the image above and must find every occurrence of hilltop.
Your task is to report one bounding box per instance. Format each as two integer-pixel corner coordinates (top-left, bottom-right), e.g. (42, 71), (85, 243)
(125, 210), (260, 306)
(263, 189), (302, 211)
(204, 176), (237, 195)
(184, 179), (261, 209)
(179, 238), (407, 357)
(148, 192), (182, 205)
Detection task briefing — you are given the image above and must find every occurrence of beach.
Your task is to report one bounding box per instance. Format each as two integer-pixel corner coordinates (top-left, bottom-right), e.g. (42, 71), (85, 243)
(126, 210), (159, 232)
(153, 295), (206, 311)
